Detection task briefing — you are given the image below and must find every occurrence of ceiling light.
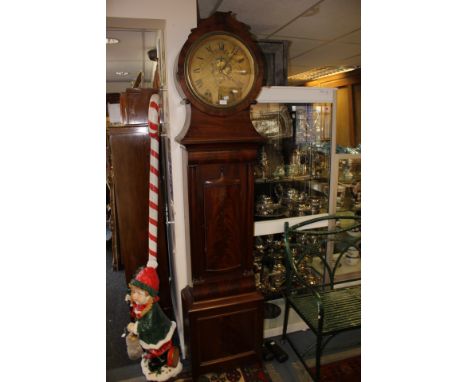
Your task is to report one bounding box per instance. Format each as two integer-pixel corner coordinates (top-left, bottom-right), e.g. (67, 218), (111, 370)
(106, 37), (120, 44)
(115, 71), (129, 76)
(288, 66), (359, 84)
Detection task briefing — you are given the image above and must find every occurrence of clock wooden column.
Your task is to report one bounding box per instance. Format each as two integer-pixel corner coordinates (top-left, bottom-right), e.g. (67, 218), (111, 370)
(177, 12), (265, 378)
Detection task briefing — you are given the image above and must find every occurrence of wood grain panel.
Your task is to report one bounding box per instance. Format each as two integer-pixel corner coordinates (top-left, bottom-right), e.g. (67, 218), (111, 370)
(188, 162), (253, 289)
(305, 68), (361, 147)
(182, 288), (264, 378)
(197, 307), (258, 363)
(203, 174), (242, 272)
(336, 87), (352, 147)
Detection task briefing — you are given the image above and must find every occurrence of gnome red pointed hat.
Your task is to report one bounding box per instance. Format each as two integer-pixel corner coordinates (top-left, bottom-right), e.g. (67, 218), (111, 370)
(130, 266), (160, 297)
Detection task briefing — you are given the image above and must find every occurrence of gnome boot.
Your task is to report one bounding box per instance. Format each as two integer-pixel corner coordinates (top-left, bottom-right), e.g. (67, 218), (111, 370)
(148, 355), (167, 372)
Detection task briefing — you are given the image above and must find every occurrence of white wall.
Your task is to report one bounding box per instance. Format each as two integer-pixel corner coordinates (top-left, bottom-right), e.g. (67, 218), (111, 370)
(106, 0), (197, 356)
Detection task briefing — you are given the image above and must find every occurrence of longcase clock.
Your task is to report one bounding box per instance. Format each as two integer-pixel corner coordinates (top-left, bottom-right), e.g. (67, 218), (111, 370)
(176, 12), (265, 378)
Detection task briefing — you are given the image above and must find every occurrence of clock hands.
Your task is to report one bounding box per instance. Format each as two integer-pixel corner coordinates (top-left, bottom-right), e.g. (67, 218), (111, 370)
(225, 46), (240, 65)
(188, 36), (253, 107)
(209, 49), (246, 88)
(220, 70), (243, 88)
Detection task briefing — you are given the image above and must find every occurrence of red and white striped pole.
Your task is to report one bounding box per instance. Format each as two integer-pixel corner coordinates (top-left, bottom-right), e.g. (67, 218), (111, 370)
(147, 94), (161, 269)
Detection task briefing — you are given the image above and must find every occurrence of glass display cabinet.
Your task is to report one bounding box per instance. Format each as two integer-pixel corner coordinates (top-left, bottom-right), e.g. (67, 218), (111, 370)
(251, 87), (337, 300)
(329, 150), (361, 283)
(331, 154), (361, 214)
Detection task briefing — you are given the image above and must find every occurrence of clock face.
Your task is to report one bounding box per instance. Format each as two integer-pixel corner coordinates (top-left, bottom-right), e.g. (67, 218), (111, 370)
(185, 33), (256, 108)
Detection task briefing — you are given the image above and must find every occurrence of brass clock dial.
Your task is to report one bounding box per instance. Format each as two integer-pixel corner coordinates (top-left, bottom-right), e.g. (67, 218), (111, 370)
(185, 33), (256, 108)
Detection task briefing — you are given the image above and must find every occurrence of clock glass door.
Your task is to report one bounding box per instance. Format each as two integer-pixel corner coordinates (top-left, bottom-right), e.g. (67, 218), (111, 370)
(185, 33), (256, 108)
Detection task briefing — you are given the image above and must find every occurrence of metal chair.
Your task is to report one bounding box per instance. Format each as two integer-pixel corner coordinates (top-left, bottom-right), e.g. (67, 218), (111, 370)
(282, 214), (361, 381)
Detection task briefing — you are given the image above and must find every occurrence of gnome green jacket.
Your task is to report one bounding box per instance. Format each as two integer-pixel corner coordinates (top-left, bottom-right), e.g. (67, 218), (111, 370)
(137, 302), (173, 347)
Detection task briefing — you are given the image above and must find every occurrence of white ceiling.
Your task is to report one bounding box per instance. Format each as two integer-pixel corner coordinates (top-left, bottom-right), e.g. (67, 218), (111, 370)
(106, 0), (360, 91)
(198, 0), (360, 79)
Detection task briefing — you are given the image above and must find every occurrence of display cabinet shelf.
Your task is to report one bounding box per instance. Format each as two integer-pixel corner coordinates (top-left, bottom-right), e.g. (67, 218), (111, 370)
(254, 175), (329, 184)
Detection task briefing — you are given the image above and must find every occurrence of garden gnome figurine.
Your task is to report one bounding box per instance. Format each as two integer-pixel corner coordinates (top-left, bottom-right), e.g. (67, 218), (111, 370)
(126, 266), (182, 381)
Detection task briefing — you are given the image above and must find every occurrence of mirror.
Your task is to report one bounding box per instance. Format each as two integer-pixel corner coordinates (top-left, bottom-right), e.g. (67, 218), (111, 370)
(106, 26), (163, 93)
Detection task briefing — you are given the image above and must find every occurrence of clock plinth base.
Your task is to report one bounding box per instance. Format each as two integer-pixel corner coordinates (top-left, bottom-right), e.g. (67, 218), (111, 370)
(182, 286), (264, 379)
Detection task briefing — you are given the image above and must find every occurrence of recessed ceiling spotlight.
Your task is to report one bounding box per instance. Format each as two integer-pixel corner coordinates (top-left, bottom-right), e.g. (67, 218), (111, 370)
(115, 71), (129, 76)
(106, 37), (120, 44)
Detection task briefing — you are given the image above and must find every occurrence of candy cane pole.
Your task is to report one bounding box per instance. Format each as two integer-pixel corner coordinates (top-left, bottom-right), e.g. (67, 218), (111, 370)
(147, 94), (161, 269)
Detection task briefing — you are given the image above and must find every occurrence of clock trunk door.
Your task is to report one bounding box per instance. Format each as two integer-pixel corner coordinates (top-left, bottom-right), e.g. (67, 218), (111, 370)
(188, 160), (253, 287)
(203, 168), (242, 273)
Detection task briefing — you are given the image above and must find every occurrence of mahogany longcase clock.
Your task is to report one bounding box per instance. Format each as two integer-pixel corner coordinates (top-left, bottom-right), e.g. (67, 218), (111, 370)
(177, 12), (265, 378)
